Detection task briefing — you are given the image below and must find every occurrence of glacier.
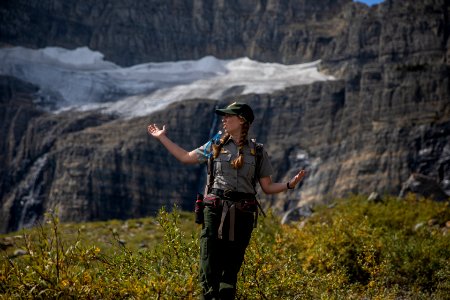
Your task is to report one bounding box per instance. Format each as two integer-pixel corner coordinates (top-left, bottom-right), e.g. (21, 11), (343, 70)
(0, 46), (335, 118)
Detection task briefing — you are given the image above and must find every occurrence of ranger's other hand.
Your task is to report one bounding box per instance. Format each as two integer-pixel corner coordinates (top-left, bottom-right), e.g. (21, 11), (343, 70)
(287, 169), (307, 189)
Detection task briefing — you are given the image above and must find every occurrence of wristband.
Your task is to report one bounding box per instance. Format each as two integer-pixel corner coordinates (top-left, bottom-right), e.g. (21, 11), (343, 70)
(287, 181), (294, 190)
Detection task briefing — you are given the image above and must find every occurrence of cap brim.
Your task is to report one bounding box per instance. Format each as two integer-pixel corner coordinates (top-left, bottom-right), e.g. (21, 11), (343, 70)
(215, 108), (238, 116)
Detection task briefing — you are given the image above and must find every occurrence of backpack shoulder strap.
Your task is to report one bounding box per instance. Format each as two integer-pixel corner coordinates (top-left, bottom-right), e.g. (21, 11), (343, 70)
(205, 143), (215, 195)
(251, 138), (264, 183)
(204, 135), (223, 195)
(251, 138), (267, 219)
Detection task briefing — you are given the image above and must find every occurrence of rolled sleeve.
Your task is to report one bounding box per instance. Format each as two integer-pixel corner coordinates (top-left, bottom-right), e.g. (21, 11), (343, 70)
(194, 141), (212, 164)
(258, 150), (273, 178)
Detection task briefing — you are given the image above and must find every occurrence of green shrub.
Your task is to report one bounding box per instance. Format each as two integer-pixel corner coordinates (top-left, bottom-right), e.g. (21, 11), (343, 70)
(1, 196), (449, 299)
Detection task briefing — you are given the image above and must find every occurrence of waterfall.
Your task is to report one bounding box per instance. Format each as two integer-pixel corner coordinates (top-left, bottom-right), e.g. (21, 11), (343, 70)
(17, 154), (49, 230)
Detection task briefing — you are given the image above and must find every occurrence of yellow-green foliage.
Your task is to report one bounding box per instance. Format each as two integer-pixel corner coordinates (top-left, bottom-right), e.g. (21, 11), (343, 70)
(1, 196), (449, 299)
(240, 195), (450, 299)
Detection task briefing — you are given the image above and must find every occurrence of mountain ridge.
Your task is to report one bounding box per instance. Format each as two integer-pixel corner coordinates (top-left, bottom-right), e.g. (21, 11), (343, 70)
(0, 0), (353, 66)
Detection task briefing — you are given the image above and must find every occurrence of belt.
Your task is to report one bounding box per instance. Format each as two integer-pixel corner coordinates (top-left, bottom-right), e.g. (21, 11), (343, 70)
(210, 188), (256, 242)
(210, 188), (256, 201)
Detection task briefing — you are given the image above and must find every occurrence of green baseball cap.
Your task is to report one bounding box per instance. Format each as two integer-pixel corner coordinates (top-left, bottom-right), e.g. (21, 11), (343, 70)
(215, 102), (255, 124)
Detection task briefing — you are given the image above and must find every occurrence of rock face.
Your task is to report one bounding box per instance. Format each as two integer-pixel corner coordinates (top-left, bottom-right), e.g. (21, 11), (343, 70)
(317, 0), (450, 202)
(321, 0), (450, 76)
(1, 0), (449, 232)
(0, 78), (216, 231)
(0, 0), (352, 66)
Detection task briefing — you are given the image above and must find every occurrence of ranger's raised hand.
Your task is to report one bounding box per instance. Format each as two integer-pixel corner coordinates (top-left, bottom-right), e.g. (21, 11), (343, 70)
(147, 123), (166, 139)
(147, 123), (199, 164)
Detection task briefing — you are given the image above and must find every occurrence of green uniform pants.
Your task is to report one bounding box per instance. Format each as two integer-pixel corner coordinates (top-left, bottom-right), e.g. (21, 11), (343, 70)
(199, 203), (254, 300)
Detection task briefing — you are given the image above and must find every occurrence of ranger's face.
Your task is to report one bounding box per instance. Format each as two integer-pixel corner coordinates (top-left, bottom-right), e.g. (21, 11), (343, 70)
(222, 114), (243, 134)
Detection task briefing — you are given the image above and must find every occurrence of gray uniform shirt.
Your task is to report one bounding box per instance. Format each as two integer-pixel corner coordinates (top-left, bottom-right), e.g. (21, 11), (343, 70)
(195, 138), (274, 193)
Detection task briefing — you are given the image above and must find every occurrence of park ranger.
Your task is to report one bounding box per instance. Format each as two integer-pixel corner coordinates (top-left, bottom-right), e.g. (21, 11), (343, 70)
(148, 102), (306, 300)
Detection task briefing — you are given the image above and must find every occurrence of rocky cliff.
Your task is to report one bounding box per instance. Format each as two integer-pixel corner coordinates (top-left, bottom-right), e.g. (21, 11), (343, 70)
(0, 0), (449, 232)
(316, 0), (450, 201)
(0, 0), (352, 66)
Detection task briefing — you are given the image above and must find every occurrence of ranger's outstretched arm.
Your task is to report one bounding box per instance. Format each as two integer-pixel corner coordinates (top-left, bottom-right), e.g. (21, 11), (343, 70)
(259, 169), (306, 194)
(147, 123), (199, 164)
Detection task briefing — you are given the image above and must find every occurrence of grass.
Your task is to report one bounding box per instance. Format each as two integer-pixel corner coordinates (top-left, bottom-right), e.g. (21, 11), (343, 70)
(1, 195), (449, 299)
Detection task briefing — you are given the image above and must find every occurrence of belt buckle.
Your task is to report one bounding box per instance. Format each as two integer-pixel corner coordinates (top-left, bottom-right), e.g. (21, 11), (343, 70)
(223, 189), (233, 199)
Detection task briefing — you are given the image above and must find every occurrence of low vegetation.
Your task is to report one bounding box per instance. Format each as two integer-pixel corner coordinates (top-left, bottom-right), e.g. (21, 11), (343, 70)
(1, 195), (449, 299)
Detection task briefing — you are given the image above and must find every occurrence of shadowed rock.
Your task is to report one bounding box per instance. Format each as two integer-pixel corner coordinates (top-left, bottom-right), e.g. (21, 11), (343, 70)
(399, 173), (450, 202)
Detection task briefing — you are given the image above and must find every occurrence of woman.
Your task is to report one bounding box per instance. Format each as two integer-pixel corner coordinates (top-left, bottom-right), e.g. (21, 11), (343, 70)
(148, 102), (306, 300)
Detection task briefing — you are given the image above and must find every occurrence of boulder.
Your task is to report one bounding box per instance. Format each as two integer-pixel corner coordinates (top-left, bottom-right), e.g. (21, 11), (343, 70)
(399, 173), (450, 202)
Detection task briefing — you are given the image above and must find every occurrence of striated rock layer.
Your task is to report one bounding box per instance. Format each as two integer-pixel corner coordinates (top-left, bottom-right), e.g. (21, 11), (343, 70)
(0, 0), (352, 66)
(0, 0), (449, 232)
(0, 77), (215, 231)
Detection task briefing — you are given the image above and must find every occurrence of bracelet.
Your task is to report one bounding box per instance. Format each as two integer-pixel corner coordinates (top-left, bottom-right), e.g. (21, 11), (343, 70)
(287, 181), (294, 190)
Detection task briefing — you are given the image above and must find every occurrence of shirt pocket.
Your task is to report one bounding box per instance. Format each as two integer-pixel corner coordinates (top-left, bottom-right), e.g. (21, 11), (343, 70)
(241, 154), (256, 179)
(214, 153), (232, 176)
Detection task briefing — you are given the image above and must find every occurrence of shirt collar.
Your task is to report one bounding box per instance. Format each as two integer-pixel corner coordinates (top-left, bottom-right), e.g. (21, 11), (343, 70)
(223, 137), (250, 146)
